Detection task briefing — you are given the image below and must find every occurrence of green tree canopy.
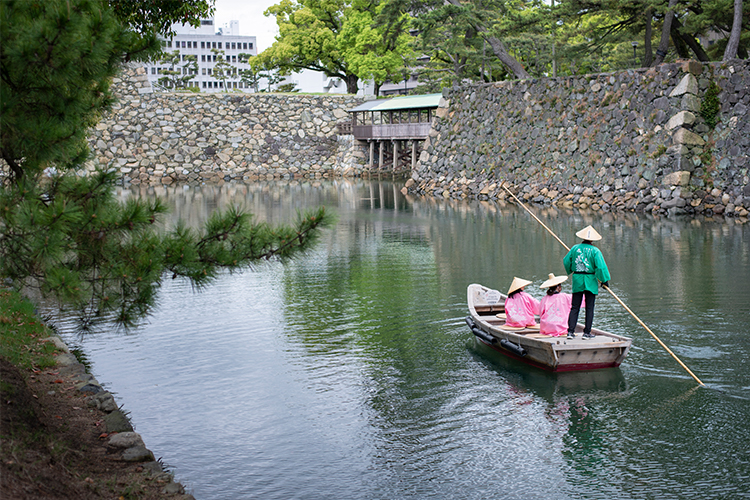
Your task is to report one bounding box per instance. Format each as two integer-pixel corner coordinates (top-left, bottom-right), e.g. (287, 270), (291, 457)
(259, 0), (414, 94)
(1, 0), (133, 181)
(339, 2), (415, 95)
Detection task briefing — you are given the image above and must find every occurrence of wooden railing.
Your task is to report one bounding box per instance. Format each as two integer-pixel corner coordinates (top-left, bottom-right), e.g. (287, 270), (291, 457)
(336, 120), (352, 134)
(351, 122), (432, 140)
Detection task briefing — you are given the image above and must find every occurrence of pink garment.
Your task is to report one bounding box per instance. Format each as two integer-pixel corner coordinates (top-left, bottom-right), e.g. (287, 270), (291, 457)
(539, 292), (584, 336)
(504, 291), (541, 327)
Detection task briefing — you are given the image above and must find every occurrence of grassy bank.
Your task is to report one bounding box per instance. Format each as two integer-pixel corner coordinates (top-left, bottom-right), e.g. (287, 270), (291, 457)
(0, 288), (58, 371)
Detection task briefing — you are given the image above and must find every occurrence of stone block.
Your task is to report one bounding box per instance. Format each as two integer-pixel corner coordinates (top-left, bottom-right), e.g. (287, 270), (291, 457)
(108, 432), (145, 449)
(121, 446), (155, 463)
(666, 111), (696, 130)
(670, 74), (699, 97)
(681, 94), (701, 112)
(681, 60), (703, 75)
(104, 410), (134, 433)
(662, 171), (691, 186)
(672, 128), (705, 146)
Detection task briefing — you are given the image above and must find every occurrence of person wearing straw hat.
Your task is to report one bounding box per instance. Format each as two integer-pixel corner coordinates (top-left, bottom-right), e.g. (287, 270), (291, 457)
(504, 277), (540, 328)
(538, 273), (584, 337)
(563, 225), (611, 339)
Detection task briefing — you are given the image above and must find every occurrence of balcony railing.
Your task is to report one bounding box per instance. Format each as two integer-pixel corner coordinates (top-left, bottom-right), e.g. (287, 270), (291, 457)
(351, 122), (432, 141)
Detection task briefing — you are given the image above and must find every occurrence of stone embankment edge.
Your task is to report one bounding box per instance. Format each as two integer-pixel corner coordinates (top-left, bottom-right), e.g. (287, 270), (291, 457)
(44, 334), (195, 498)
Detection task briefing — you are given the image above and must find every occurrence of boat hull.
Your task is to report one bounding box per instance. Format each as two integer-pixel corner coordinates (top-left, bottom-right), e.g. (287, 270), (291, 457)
(475, 336), (625, 371)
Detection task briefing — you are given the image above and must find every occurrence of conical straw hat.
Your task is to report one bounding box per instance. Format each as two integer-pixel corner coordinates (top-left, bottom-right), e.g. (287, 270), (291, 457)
(575, 225), (602, 241)
(507, 277), (532, 294)
(540, 273), (568, 289)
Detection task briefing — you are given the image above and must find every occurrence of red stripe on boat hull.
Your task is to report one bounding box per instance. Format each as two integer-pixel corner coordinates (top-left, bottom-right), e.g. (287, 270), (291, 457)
(479, 338), (622, 372)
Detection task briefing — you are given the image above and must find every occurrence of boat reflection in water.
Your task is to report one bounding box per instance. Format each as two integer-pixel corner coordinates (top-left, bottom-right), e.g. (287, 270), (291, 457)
(469, 336), (629, 400)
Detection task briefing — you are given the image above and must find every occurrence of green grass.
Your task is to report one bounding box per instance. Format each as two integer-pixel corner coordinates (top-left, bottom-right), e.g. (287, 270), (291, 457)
(0, 289), (58, 370)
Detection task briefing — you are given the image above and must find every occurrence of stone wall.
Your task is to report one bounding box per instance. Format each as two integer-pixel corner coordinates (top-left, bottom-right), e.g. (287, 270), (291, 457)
(88, 65), (367, 184)
(409, 59), (750, 218)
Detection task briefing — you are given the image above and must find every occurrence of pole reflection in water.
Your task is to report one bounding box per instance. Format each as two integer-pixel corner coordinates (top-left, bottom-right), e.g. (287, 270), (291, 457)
(45, 180), (750, 500)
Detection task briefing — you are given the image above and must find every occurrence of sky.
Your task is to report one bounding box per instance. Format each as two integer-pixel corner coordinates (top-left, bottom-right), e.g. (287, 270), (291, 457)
(213, 0), (279, 52)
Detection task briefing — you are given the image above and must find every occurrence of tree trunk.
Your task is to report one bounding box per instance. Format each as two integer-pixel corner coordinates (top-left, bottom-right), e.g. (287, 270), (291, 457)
(671, 18), (710, 61)
(676, 31), (709, 61)
(345, 73), (359, 94)
(485, 36), (532, 79)
(671, 26), (691, 58)
(445, 0), (531, 80)
(644, 8), (654, 67)
(652, 0), (678, 66)
(724, 0), (743, 60)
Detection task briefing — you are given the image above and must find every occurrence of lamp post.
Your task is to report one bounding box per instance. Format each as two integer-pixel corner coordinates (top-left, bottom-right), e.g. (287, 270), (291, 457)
(631, 42), (638, 67)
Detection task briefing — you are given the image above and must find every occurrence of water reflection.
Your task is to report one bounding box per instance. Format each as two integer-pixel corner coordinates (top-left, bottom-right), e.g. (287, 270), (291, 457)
(46, 179), (750, 500)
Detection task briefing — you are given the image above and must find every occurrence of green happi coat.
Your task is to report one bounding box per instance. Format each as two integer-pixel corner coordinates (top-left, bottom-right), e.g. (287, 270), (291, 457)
(563, 243), (611, 294)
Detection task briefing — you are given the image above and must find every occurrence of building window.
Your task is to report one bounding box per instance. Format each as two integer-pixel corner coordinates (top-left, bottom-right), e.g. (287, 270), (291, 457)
(167, 41), (172, 48)
(242, 43), (247, 50)
(226, 55), (230, 62)
(201, 42), (205, 49)
(249, 43), (253, 49)
(151, 67), (156, 74)
(203, 81), (207, 88)
(232, 55), (236, 63)
(187, 41), (191, 48)
(212, 42), (216, 48)
(201, 19), (213, 26)
(181, 41), (185, 48)
(202, 55), (206, 62)
(220, 82), (224, 88)
(232, 43), (236, 50)
(207, 68), (212, 75)
(213, 55), (217, 62)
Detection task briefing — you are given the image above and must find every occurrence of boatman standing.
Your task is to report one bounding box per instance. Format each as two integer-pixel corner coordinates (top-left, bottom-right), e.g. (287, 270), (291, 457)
(563, 225), (611, 340)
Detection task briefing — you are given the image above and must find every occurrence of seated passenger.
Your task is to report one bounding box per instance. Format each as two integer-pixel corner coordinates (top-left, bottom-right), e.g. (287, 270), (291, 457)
(539, 273), (583, 337)
(504, 277), (540, 328)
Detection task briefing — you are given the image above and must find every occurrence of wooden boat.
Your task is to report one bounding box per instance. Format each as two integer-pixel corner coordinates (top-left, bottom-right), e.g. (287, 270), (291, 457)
(466, 283), (632, 372)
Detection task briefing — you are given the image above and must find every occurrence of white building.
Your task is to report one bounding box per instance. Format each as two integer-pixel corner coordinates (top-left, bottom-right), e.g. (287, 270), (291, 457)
(140, 17), (403, 96)
(142, 18), (258, 92)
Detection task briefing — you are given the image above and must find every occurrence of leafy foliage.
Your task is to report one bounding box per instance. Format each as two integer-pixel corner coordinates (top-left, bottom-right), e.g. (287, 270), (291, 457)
(259, 0), (414, 94)
(700, 78), (721, 129)
(0, 171), (334, 328)
(109, 0), (214, 37)
(0, 0), (132, 182)
(158, 50), (199, 88)
(211, 48), (235, 90)
(385, 0), (745, 87)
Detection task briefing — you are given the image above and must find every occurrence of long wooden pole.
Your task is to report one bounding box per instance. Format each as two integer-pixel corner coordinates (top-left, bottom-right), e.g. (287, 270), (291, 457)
(501, 183), (705, 386)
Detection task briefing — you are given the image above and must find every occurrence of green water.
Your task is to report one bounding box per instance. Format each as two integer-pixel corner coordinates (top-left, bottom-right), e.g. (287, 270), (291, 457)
(52, 179), (750, 499)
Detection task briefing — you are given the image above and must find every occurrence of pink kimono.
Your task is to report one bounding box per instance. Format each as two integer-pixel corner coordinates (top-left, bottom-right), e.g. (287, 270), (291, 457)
(504, 292), (541, 328)
(539, 293), (583, 336)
